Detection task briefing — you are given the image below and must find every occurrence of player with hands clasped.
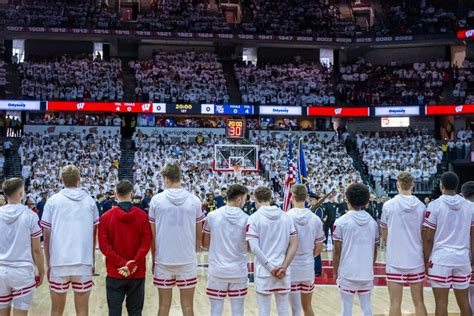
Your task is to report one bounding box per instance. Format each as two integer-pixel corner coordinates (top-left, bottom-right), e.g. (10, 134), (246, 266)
(0, 178), (45, 316)
(246, 186), (298, 316)
(98, 180), (152, 316)
(202, 184), (250, 316)
(287, 184), (325, 316)
(333, 183), (379, 316)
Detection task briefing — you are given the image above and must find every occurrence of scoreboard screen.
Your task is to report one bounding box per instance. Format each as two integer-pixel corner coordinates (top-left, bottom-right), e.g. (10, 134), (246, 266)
(226, 119), (245, 138)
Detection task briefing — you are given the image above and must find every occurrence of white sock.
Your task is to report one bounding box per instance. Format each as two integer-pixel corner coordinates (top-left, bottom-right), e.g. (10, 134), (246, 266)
(210, 298), (224, 316)
(257, 293), (272, 316)
(340, 290), (354, 316)
(358, 291), (373, 316)
(230, 297), (245, 316)
(275, 292), (290, 316)
(289, 292), (302, 316)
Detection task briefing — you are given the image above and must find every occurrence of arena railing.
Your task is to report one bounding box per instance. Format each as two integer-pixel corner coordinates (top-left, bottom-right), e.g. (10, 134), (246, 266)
(1, 100), (474, 117)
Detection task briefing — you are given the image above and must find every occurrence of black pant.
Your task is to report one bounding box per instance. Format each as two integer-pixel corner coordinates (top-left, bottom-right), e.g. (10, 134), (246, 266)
(323, 220), (335, 244)
(106, 277), (145, 316)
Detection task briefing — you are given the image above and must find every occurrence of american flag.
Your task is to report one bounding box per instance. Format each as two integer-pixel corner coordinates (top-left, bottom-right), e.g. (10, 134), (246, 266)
(282, 141), (296, 212)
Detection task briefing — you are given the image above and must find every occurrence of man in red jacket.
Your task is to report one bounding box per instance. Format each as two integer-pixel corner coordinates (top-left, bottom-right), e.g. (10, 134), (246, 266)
(98, 180), (152, 316)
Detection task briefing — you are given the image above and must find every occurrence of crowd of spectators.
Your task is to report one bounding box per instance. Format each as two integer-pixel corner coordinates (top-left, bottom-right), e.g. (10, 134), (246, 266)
(0, 0), (92, 28)
(26, 112), (124, 126)
(234, 59), (335, 106)
(0, 58), (6, 98)
(453, 59), (474, 104)
(356, 131), (443, 191)
(131, 130), (359, 206)
(337, 59), (450, 106)
(376, 0), (457, 35)
(131, 51), (229, 104)
(19, 130), (121, 199)
(138, 0), (229, 33)
(240, 0), (357, 37)
(18, 55), (124, 101)
(0, 0), (469, 39)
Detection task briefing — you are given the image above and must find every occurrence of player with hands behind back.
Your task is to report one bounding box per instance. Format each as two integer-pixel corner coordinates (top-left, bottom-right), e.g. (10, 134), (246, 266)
(246, 186), (298, 316)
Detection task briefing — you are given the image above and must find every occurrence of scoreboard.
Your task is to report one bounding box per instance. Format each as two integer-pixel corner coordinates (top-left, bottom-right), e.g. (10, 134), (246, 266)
(226, 119), (245, 138)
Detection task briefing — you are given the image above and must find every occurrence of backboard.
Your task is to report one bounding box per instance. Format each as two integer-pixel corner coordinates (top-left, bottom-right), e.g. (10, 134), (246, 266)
(213, 144), (259, 172)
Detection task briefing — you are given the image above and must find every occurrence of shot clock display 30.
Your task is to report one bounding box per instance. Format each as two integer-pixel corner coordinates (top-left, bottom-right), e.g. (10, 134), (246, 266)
(226, 119), (245, 138)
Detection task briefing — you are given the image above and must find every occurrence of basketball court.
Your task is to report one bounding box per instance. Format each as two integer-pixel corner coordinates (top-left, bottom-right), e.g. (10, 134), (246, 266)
(27, 250), (462, 316)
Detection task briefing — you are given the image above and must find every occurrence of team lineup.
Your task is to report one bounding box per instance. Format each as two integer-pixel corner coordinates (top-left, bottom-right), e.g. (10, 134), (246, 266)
(1, 164), (474, 316)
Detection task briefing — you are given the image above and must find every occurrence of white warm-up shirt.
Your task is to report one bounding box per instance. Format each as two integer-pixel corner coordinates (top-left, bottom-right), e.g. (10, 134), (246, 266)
(381, 194), (425, 269)
(149, 188), (205, 265)
(0, 204), (42, 269)
(203, 205), (249, 278)
(333, 211), (379, 281)
(287, 207), (325, 267)
(41, 188), (99, 269)
(246, 205), (297, 278)
(423, 195), (474, 266)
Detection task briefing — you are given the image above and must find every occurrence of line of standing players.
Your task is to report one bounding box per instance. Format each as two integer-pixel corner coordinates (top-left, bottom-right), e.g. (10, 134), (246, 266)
(1, 163), (474, 316)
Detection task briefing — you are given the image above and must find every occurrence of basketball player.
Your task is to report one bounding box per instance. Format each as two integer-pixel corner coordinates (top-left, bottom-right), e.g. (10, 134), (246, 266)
(149, 163), (205, 316)
(0, 178), (44, 315)
(380, 172), (427, 316)
(461, 181), (474, 311)
(98, 180), (152, 316)
(287, 184), (325, 316)
(423, 172), (474, 316)
(333, 183), (379, 316)
(202, 184), (249, 316)
(41, 165), (99, 316)
(246, 186), (298, 316)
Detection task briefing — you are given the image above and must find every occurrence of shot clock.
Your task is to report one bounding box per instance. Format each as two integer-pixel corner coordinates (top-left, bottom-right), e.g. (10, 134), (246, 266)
(226, 119), (245, 138)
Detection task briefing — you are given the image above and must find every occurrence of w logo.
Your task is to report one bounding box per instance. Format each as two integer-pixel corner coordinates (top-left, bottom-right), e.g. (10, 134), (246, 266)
(76, 103), (85, 110)
(455, 105), (463, 113)
(335, 108), (342, 115)
(141, 103), (151, 111)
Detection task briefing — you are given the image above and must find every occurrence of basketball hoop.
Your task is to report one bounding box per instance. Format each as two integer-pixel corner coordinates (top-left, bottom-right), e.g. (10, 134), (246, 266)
(233, 165), (243, 178)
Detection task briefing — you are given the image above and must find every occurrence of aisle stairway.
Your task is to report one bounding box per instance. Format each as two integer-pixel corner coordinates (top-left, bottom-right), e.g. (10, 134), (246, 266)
(4, 139), (22, 179)
(118, 138), (135, 182)
(221, 60), (241, 104)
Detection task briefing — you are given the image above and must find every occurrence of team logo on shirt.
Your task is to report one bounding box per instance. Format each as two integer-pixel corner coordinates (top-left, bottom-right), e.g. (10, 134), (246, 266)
(333, 225), (336, 231)
(425, 211), (431, 218)
(246, 224), (250, 232)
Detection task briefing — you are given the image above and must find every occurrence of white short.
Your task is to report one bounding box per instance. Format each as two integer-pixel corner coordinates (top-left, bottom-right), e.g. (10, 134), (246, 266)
(153, 263), (197, 289)
(427, 263), (471, 290)
(255, 275), (291, 294)
(290, 264), (315, 283)
(49, 275), (93, 294)
(386, 265), (425, 284)
(0, 266), (36, 310)
(206, 275), (248, 299)
(337, 278), (373, 295)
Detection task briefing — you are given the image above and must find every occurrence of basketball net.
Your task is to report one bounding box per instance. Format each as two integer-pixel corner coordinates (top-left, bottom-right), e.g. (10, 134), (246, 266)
(232, 165), (243, 179)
